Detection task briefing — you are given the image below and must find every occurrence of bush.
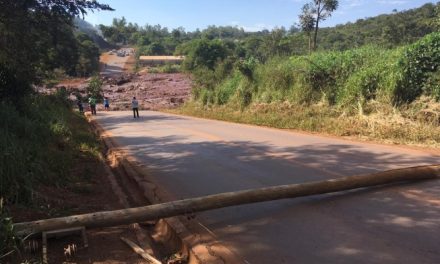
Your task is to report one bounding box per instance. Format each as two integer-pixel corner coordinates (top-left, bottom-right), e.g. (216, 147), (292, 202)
(0, 198), (20, 260)
(395, 32), (440, 103)
(191, 36), (440, 109)
(0, 94), (74, 204)
(182, 39), (228, 71)
(216, 72), (242, 105)
(424, 70), (440, 100)
(161, 64), (180, 73)
(0, 64), (31, 105)
(236, 56), (258, 80)
(86, 75), (103, 100)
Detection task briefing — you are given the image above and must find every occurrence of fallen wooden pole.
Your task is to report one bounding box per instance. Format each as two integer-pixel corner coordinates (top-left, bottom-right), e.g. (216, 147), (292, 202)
(14, 165), (440, 235)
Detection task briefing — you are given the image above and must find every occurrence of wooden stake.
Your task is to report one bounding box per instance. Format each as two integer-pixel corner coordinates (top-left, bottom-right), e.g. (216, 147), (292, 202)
(121, 236), (162, 264)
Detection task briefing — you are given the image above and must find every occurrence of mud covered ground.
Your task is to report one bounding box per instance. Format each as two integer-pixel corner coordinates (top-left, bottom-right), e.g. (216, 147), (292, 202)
(51, 72), (192, 112)
(102, 72), (192, 111)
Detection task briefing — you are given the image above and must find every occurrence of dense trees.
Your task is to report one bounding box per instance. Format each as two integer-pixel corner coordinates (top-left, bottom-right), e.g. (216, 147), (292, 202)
(299, 4), (316, 53)
(98, 2), (439, 65)
(93, 2), (439, 106)
(0, 0), (112, 102)
(317, 3), (438, 50)
(75, 33), (101, 77)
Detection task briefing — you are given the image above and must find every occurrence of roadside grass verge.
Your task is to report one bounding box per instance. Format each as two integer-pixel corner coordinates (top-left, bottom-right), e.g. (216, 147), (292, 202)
(0, 92), (102, 260)
(180, 33), (440, 149)
(0, 93), (101, 204)
(170, 99), (440, 148)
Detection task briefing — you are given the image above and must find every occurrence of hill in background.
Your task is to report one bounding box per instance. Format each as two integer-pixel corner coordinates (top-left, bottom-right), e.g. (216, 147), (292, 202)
(75, 18), (112, 49)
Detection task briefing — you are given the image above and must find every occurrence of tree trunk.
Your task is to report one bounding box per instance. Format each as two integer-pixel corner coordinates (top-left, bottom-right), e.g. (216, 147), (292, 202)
(14, 165), (440, 235)
(313, 1), (321, 50)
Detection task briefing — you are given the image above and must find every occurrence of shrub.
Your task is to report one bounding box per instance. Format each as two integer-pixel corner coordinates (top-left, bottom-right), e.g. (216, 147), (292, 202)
(161, 64), (180, 73)
(191, 37), (440, 109)
(255, 57), (295, 103)
(86, 75), (103, 100)
(395, 32), (440, 103)
(216, 72), (242, 105)
(0, 94), (74, 204)
(0, 198), (20, 260)
(424, 70), (440, 100)
(0, 64), (31, 105)
(183, 39), (228, 71)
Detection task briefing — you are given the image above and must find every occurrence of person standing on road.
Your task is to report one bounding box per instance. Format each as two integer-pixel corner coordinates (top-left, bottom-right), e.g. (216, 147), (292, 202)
(89, 96), (97, 115)
(104, 97), (110, 111)
(77, 99), (84, 113)
(132, 97), (139, 118)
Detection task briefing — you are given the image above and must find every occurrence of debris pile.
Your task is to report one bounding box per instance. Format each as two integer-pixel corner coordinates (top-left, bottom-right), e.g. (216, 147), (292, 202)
(46, 72), (192, 111)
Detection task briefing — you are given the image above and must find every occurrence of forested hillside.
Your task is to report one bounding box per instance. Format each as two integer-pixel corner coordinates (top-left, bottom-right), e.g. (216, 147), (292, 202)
(317, 3), (439, 50)
(99, 2), (439, 59)
(0, 1), (110, 104)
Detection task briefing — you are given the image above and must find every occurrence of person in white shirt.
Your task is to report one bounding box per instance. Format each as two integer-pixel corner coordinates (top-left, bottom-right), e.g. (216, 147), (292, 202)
(132, 97), (139, 118)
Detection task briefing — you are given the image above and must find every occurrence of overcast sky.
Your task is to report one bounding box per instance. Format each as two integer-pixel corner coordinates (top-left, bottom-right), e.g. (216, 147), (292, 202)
(85, 0), (437, 31)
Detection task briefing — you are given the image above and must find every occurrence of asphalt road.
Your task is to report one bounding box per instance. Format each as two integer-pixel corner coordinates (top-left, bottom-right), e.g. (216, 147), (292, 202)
(94, 111), (440, 264)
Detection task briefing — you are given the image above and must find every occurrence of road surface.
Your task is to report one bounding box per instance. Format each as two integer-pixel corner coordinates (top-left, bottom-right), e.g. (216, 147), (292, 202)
(94, 111), (440, 264)
(100, 51), (131, 76)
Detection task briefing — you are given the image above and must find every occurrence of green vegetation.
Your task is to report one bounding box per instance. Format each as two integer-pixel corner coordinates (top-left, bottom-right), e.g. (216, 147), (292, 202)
(147, 64), (182, 74)
(0, 0), (111, 103)
(0, 0), (111, 259)
(157, 3), (440, 148)
(172, 32), (440, 147)
(87, 75), (104, 100)
(0, 92), (101, 204)
(300, 0), (339, 51)
(173, 98), (440, 147)
(0, 199), (20, 260)
(0, 0), (438, 258)
(100, 3), (439, 58)
(75, 18), (112, 49)
(0, 92), (103, 259)
(396, 33), (440, 103)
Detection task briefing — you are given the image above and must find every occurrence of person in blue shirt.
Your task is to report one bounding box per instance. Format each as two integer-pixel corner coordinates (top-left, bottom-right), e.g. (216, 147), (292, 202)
(104, 97), (110, 111)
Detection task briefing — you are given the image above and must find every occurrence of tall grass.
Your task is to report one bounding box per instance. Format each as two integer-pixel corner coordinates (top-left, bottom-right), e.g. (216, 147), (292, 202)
(178, 33), (440, 147)
(0, 198), (20, 260)
(172, 100), (440, 148)
(1, 92), (102, 260)
(0, 92), (100, 204)
(204, 46), (405, 109)
(193, 33), (440, 110)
